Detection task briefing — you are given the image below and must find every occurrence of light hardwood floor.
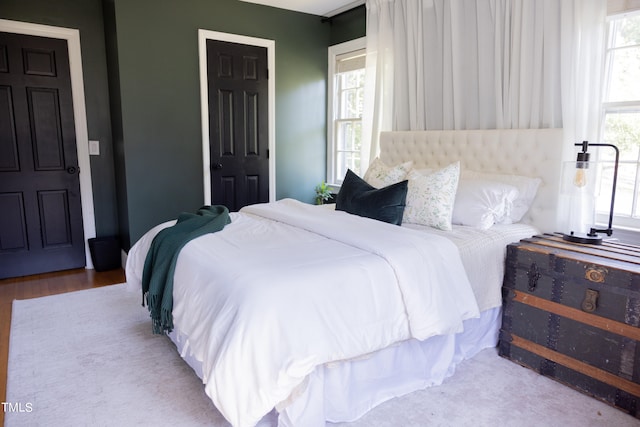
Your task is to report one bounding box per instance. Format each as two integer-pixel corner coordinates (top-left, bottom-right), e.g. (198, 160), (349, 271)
(0, 267), (126, 427)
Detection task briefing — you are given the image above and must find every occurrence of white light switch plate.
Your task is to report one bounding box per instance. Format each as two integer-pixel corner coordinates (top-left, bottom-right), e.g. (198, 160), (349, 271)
(89, 140), (100, 156)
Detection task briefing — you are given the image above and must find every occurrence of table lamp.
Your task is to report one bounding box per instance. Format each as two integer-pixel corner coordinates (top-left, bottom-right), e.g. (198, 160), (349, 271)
(562, 141), (619, 245)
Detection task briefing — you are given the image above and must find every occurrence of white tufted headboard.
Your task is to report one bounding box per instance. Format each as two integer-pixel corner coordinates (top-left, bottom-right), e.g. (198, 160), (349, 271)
(379, 129), (564, 233)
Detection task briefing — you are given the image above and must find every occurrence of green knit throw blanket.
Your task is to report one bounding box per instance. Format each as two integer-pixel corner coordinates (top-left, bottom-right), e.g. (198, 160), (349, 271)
(142, 205), (231, 334)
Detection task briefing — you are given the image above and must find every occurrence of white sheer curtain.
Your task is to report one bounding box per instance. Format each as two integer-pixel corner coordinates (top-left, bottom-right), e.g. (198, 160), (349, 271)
(361, 0), (606, 166)
(559, 1), (607, 160)
(361, 0), (396, 169)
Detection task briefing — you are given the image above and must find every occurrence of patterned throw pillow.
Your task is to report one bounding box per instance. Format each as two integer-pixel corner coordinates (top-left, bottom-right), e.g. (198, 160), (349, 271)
(363, 158), (413, 188)
(403, 162), (460, 230)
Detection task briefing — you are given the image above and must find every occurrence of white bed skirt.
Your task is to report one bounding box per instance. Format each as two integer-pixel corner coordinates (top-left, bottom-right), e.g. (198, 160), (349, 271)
(169, 306), (501, 426)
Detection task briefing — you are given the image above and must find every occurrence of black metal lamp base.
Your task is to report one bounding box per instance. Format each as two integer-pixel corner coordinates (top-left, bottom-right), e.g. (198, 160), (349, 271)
(562, 232), (603, 245)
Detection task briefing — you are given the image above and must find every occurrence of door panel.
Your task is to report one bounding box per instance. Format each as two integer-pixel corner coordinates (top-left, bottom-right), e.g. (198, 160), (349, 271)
(0, 192), (27, 251)
(29, 87), (65, 169)
(207, 40), (269, 211)
(0, 86), (19, 171)
(0, 32), (84, 279)
(38, 189), (73, 247)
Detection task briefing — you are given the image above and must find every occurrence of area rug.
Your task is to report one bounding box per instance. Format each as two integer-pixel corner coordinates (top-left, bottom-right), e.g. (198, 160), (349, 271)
(6, 284), (639, 426)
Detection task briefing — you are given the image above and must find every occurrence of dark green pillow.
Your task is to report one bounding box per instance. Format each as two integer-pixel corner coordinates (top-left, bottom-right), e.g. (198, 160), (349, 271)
(336, 169), (408, 225)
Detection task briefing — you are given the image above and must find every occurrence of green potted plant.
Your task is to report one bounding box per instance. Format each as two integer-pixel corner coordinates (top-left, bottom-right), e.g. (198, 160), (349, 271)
(315, 182), (332, 205)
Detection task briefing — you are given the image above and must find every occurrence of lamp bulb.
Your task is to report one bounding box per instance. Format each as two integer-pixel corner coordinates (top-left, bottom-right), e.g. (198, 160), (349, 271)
(573, 168), (587, 188)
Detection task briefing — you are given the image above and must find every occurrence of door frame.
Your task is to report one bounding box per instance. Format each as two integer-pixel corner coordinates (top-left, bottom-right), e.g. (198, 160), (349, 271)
(198, 29), (275, 205)
(0, 19), (96, 268)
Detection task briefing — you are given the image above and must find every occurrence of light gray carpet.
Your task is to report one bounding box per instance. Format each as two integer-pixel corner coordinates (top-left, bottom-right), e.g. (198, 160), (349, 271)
(6, 284), (639, 427)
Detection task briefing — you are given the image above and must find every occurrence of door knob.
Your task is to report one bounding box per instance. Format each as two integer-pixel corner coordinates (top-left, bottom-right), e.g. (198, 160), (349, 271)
(212, 163), (223, 170)
(66, 166), (78, 174)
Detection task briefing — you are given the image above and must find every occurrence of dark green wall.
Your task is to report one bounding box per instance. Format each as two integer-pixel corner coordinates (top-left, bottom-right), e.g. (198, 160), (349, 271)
(107, 0), (331, 246)
(102, 0), (128, 249)
(328, 5), (366, 46)
(0, 0), (119, 239)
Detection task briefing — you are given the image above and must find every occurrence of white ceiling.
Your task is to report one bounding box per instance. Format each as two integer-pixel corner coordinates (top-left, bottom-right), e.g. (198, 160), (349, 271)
(239, 0), (364, 17)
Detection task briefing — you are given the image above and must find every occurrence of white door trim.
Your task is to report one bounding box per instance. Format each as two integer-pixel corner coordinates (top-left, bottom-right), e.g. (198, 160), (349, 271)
(198, 29), (276, 205)
(0, 19), (96, 268)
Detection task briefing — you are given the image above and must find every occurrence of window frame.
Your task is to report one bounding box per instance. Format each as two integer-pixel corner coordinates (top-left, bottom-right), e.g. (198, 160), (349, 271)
(327, 37), (366, 188)
(597, 12), (640, 232)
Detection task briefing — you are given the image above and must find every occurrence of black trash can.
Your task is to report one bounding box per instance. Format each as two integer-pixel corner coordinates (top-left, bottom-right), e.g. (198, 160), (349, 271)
(88, 236), (121, 272)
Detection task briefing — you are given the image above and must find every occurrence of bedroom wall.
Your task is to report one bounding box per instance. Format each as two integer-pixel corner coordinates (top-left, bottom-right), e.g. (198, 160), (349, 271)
(328, 5), (366, 46)
(0, 0), (120, 239)
(105, 0), (331, 247)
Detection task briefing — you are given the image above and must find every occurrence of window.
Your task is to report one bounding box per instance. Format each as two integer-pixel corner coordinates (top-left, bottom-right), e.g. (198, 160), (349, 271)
(600, 12), (640, 230)
(327, 38), (366, 186)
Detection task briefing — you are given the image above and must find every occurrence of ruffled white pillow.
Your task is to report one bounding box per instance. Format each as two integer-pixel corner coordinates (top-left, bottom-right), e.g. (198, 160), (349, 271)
(462, 171), (541, 223)
(403, 162), (460, 230)
(363, 158), (413, 188)
(452, 179), (520, 229)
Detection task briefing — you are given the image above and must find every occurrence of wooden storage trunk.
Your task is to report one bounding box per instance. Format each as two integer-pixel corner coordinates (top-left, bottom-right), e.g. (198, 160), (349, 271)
(499, 234), (640, 418)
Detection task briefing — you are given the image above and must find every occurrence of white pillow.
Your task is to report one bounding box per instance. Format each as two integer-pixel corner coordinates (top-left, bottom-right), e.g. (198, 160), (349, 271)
(363, 158), (413, 188)
(403, 162), (460, 230)
(462, 170), (541, 223)
(452, 179), (520, 230)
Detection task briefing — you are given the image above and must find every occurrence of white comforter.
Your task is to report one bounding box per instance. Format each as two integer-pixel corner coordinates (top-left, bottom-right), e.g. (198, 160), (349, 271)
(126, 199), (479, 427)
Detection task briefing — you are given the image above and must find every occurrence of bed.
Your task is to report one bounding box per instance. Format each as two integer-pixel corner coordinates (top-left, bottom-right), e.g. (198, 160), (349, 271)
(126, 128), (564, 427)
